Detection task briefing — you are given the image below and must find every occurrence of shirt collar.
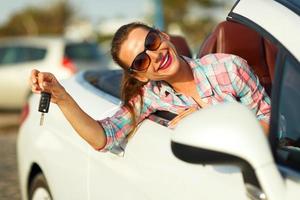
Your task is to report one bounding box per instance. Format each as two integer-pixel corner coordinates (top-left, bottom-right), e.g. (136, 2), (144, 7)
(181, 56), (213, 98)
(147, 56), (214, 99)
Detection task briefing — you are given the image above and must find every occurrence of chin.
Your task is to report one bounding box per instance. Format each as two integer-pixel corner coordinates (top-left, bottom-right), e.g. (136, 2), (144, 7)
(160, 63), (181, 81)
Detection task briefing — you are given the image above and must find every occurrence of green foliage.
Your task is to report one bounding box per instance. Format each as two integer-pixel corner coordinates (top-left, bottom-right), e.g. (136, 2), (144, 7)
(0, 1), (73, 37)
(163, 0), (188, 24)
(96, 34), (113, 44)
(193, 0), (225, 7)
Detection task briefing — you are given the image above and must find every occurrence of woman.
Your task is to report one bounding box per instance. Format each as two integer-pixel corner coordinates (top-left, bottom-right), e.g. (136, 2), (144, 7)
(30, 22), (271, 154)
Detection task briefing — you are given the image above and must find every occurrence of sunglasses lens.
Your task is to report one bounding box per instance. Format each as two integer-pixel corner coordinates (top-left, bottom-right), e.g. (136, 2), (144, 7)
(132, 53), (150, 72)
(129, 30), (161, 73)
(145, 31), (161, 51)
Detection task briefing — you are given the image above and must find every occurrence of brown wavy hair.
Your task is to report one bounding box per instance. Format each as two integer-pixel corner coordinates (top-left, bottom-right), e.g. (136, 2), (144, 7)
(110, 22), (151, 136)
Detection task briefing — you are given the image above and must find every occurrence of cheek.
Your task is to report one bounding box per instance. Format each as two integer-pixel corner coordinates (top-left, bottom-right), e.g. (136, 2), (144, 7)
(168, 42), (179, 56)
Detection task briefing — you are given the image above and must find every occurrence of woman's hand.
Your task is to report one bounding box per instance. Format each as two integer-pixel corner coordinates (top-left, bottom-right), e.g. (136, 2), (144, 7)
(30, 69), (106, 150)
(30, 69), (67, 105)
(259, 120), (270, 136)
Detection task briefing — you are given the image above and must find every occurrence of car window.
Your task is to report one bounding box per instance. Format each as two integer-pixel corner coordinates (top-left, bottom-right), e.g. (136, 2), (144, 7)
(65, 43), (101, 61)
(0, 46), (46, 65)
(275, 54), (300, 171)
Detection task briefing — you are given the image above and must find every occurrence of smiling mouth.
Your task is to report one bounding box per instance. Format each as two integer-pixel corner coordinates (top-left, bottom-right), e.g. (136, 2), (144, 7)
(158, 51), (172, 71)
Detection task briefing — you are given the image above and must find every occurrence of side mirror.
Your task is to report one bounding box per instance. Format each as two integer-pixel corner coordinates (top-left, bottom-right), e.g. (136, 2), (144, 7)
(171, 103), (284, 200)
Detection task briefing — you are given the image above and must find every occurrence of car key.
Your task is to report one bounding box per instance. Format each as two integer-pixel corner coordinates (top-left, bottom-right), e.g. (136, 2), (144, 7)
(38, 92), (51, 126)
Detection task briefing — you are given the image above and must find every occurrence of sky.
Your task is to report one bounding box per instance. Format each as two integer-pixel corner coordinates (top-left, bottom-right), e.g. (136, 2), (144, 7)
(0, 0), (151, 25)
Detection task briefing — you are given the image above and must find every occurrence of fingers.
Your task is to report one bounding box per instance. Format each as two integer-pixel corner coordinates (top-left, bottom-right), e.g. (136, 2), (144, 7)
(31, 83), (41, 93)
(30, 70), (58, 94)
(31, 69), (40, 84)
(30, 69), (41, 93)
(37, 72), (54, 89)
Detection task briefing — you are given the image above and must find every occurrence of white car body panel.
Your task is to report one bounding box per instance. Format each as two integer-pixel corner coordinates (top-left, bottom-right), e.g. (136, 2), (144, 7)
(232, 0), (300, 61)
(89, 120), (247, 200)
(18, 99), (90, 200)
(285, 177), (300, 199)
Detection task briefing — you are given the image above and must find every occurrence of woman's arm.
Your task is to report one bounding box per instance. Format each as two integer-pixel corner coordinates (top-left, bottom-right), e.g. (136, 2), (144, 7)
(57, 93), (107, 149)
(30, 69), (106, 150)
(259, 120), (270, 136)
(231, 56), (271, 135)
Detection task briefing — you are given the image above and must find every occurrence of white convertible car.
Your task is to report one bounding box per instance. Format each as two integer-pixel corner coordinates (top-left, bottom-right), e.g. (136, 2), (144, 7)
(17, 0), (300, 200)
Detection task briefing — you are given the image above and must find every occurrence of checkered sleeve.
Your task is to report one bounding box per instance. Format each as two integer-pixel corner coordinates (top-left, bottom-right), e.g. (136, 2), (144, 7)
(231, 55), (271, 123)
(97, 90), (157, 154)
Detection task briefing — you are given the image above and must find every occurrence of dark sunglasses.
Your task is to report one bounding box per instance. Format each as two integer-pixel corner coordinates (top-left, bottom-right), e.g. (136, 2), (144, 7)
(128, 29), (162, 73)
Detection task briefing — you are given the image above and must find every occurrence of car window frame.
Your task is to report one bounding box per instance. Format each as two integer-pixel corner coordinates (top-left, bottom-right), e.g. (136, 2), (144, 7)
(228, 12), (300, 175)
(269, 48), (300, 172)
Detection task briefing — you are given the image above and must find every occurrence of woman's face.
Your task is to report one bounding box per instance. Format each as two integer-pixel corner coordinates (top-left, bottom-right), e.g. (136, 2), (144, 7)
(119, 27), (181, 82)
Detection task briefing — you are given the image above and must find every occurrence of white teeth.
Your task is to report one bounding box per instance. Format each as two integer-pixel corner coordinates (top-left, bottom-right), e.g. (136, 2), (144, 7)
(161, 53), (169, 68)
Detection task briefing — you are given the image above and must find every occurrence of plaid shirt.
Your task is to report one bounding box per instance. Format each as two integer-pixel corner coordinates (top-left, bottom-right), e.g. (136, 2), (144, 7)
(98, 53), (271, 154)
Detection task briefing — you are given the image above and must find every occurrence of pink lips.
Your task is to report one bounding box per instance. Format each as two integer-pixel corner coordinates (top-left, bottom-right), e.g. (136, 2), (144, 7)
(158, 51), (172, 71)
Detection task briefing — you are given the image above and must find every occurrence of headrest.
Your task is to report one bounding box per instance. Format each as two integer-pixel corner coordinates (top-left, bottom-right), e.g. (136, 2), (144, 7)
(170, 35), (192, 58)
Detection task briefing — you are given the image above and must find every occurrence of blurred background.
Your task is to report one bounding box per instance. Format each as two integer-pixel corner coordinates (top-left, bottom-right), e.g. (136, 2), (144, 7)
(0, 0), (236, 110)
(0, 0), (235, 199)
(0, 0), (235, 51)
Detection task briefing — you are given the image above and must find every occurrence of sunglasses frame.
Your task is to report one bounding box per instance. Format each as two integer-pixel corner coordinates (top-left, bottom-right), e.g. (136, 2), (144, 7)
(128, 29), (162, 74)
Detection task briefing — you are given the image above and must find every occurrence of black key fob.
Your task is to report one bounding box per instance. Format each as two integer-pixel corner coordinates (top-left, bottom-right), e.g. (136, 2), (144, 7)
(39, 92), (51, 113)
(38, 92), (51, 126)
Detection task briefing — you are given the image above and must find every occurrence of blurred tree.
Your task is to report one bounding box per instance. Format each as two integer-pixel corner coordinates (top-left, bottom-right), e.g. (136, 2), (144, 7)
(0, 0), (73, 37)
(162, 0), (226, 52)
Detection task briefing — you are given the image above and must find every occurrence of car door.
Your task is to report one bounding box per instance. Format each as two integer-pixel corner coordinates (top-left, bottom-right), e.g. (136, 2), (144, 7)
(87, 116), (248, 200)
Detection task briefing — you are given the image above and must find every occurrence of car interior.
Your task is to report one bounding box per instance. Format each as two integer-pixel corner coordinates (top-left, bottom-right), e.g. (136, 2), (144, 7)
(85, 20), (278, 126)
(198, 20), (278, 96)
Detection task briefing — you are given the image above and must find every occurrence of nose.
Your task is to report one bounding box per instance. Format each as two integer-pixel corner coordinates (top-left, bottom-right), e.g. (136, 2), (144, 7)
(146, 50), (162, 64)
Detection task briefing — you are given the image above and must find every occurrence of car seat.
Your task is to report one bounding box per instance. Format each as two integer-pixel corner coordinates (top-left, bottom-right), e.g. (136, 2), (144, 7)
(198, 21), (278, 96)
(170, 35), (192, 58)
